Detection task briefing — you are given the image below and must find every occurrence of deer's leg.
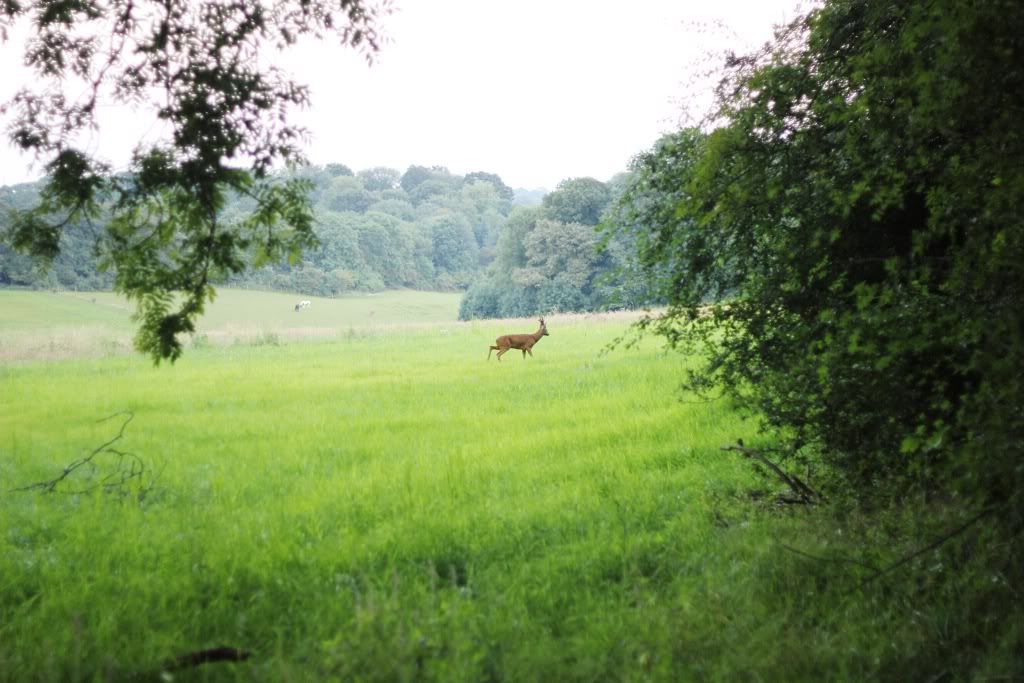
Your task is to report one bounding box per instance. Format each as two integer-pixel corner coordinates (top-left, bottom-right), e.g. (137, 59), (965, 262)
(496, 348), (506, 361)
(526, 347), (533, 357)
(488, 345), (498, 360)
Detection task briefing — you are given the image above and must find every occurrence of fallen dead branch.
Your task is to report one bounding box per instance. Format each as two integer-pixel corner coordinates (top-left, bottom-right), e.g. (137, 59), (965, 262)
(163, 646), (251, 672)
(10, 412), (160, 499)
(721, 440), (825, 505)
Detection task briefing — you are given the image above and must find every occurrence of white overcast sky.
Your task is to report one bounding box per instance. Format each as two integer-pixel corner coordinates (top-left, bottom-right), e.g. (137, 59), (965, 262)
(0, 0), (805, 190)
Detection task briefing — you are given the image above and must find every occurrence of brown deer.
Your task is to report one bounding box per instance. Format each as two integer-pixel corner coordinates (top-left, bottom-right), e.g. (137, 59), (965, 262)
(488, 318), (549, 361)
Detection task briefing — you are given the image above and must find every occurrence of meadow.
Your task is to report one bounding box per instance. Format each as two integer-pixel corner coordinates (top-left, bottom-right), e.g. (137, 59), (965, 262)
(0, 291), (1005, 681)
(0, 289), (463, 362)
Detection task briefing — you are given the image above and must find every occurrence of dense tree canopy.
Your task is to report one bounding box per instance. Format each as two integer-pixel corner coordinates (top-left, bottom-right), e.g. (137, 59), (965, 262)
(464, 171), (514, 202)
(357, 166), (401, 192)
(459, 176), (656, 320)
(541, 177), (611, 226)
(2, 163), (524, 296)
(609, 0), (1024, 522)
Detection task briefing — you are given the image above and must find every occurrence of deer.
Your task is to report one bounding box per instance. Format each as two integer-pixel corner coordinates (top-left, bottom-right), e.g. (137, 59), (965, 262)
(488, 318), (549, 361)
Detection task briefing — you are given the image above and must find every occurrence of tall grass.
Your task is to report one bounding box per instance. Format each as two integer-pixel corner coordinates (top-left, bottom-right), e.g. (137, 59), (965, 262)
(1, 320), (757, 680)
(1, 309), (1018, 681)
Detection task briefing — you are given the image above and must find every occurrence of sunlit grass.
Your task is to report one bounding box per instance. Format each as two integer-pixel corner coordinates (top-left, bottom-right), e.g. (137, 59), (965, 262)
(1, 319), (769, 681)
(2, 304), (1008, 681)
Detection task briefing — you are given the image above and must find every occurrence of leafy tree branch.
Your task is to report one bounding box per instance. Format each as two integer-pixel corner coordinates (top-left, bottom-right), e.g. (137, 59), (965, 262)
(1, 0), (390, 362)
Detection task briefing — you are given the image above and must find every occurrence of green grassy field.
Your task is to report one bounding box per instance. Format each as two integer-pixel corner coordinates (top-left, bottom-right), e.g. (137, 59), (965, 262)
(0, 291), (1012, 681)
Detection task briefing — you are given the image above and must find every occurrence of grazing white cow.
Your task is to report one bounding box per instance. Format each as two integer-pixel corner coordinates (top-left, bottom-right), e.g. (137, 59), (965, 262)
(294, 300), (311, 312)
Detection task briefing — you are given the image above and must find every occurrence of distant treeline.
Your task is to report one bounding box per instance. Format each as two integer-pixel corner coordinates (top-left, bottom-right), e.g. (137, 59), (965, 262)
(1, 162), (658, 317)
(457, 176), (658, 320)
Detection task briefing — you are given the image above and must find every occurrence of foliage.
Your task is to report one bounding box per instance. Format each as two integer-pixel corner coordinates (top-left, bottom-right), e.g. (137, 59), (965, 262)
(357, 166), (401, 192)
(320, 175), (374, 213)
(3, 162), (520, 299)
(0, 0), (388, 362)
(460, 177), (648, 320)
(400, 164), (458, 194)
(518, 219), (600, 304)
(0, 182), (113, 289)
(428, 212), (477, 282)
(493, 206), (537, 275)
(541, 177), (611, 226)
(601, 130), (704, 309)
(410, 178), (454, 206)
(464, 171), (514, 201)
(367, 197), (416, 221)
(325, 163), (355, 177)
(613, 0), (1024, 523)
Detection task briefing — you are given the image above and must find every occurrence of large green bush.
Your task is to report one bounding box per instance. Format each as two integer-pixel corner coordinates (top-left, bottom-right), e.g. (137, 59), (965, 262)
(612, 0), (1024, 520)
